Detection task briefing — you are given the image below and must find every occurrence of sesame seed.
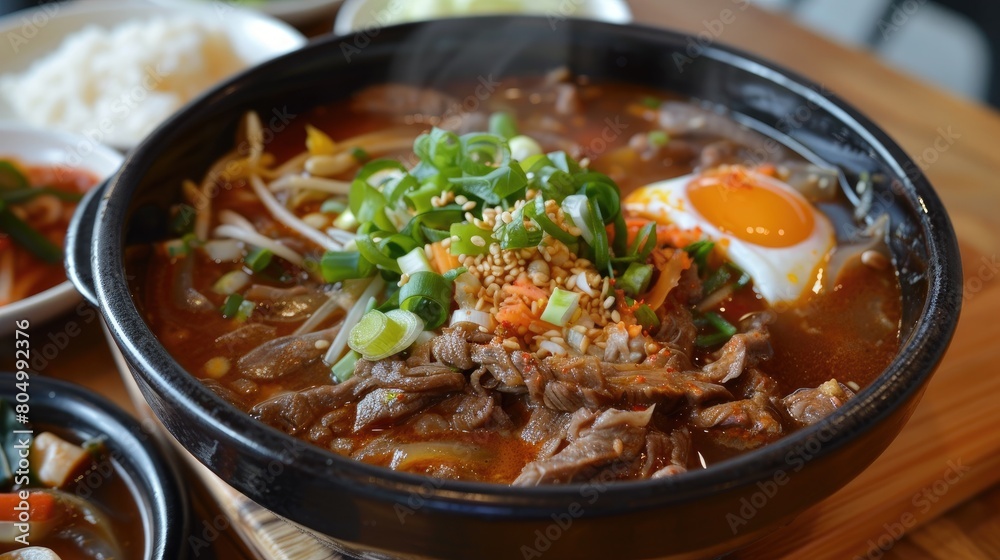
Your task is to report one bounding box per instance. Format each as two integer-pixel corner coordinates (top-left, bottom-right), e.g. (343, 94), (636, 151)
(603, 296), (616, 309)
(455, 195), (468, 204)
(611, 310), (621, 322)
(465, 212), (477, 222)
(314, 339), (331, 350)
(397, 273), (411, 287)
(471, 235), (487, 247)
(462, 201), (477, 211)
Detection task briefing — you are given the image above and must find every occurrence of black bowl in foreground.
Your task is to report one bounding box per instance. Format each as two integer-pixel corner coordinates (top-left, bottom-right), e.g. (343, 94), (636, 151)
(0, 373), (189, 559)
(66, 16), (961, 560)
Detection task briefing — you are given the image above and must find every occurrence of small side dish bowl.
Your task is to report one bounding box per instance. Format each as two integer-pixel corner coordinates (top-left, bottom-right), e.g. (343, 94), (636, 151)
(0, 123), (123, 336)
(0, 0), (306, 149)
(0, 373), (189, 559)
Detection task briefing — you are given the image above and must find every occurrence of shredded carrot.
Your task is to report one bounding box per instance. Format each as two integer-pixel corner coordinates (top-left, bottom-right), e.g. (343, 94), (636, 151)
(643, 250), (691, 311)
(496, 300), (535, 329)
(506, 278), (548, 300)
(429, 242), (460, 274)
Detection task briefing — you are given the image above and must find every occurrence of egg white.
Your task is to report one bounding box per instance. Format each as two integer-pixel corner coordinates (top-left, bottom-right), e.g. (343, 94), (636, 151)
(624, 171), (835, 304)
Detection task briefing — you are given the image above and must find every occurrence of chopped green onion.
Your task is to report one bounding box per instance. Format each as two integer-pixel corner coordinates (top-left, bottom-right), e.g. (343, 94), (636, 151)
(494, 203), (542, 250)
(170, 204), (197, 236)
(236, 299), (255, 322)
(695, 311), (737, 348)
(489, 112), (518, 140)
(628, 221), (657, 260)
(351, 147), (370, 163)
(164, 238), (189, 258)
(331, 350), (359, 383)
(524, 196), (578, 246)
(562, 194), (610, 274)
(221, 294), (245, 319)
(0, 161), (29, 191)
(212, 270), (251, 295)
(620, 263), (653, 297)
(648, 130), (669, 147)
(333, 209), (358, 230)
(320, 199), (348, 215)
(0, 187), (83, 204)
(685, 240), (715, 273)
(397, 247), (432, 275)
(449, 223), (494, 256)
(245, 247), (274, 273)
(398, 271), (452, 329)
(640, 96), (661, 109)
(321, 250), (375, 283)
(348, 308), (424, 361)
(508, 135), (543, 161)
(540, 287), (580, 327)
(0, 199), (61, 264)
(634, 303), (660, 331)
(403, 182), (444, 214)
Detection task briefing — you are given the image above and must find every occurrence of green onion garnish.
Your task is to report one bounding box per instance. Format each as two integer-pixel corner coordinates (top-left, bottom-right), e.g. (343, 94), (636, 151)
(398, 247), (432, 275)
(331, 350), (360, 383)
(695, 311), (738, 348)
(170, 204), (197, 236)
(449, 223), (494, 256)
(348, 308), (424, 361)
(540, 287), (580, 327)
(0, 161), (29, 191)
(0, 187), (83, 204)
(640, 96), (661, 109)
(685, 240), (715, 273)
(320, 250), (375, 283)
(351, 147), (370, 163)
(488, 112), (519, 140)
(320, 199), (348, 215)
(648, 130), (669, 147)
(620, 263), (653, 297)
(634, 303), (660, 331)
(245, 247), (273, 273)
(398, 271), (453, 329)
(212, 270), (250, 295)
(221, 293), (245, 319)
(0, 199), (61, 264)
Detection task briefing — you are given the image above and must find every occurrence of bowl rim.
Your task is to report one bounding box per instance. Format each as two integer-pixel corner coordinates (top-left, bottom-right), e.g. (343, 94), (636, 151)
(90, 15), (963, 513)
(0, 122), (123, 333)
(0, 372), (189, 559)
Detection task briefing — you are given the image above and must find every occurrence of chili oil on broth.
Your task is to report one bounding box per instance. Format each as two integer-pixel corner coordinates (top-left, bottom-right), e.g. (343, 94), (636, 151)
(127, 76), (903, 480)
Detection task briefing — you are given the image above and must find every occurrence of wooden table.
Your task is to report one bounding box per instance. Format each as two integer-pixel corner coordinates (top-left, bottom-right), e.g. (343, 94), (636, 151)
(3, 1), (1000, 559)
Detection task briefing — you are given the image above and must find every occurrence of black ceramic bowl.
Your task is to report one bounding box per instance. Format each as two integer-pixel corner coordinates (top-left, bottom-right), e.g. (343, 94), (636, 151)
(66, 17), (961, 560)
(0, 373), (188, 559)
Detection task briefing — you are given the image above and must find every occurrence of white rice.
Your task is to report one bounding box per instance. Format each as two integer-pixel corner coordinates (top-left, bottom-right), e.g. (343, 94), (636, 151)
(0, 16), (246, 146)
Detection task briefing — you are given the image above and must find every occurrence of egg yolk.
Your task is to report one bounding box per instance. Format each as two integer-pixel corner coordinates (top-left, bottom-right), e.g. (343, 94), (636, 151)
(687, 169), (815, 248)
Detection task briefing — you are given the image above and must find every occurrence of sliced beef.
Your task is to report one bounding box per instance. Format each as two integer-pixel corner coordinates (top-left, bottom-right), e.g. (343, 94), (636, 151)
(517, 354), (617, 411)
(701, 316), (773, 384)
(250, 377), (364, 435)
(514, 407), (654, 486)
(244, 285), (328, 323)
(215, 323), (278, 355)
(606, 366), (732, 408)
(353, 388), (437, 431)
(355, 358), (465, 394)
(783, 379), (855, 426)
(449, 393), (499, 432)
(644, 428), (692, 479)
(470, 342), (526, 389)
(431, 323), (490, 370)
(653, 304), (698, 358)
(691, 396), (783, 451)
(237, 327), (338, 381)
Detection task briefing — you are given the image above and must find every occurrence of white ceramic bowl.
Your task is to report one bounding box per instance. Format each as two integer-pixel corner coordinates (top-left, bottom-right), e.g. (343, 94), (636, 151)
(0, 124), (123, 336)
(151, 0), (345, 26)
(0, 0), (306, 149)
(333, 0), (632, 35)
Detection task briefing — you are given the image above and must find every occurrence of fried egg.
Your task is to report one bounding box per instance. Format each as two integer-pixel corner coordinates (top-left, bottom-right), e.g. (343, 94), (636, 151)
(624, 166), (835, 304)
